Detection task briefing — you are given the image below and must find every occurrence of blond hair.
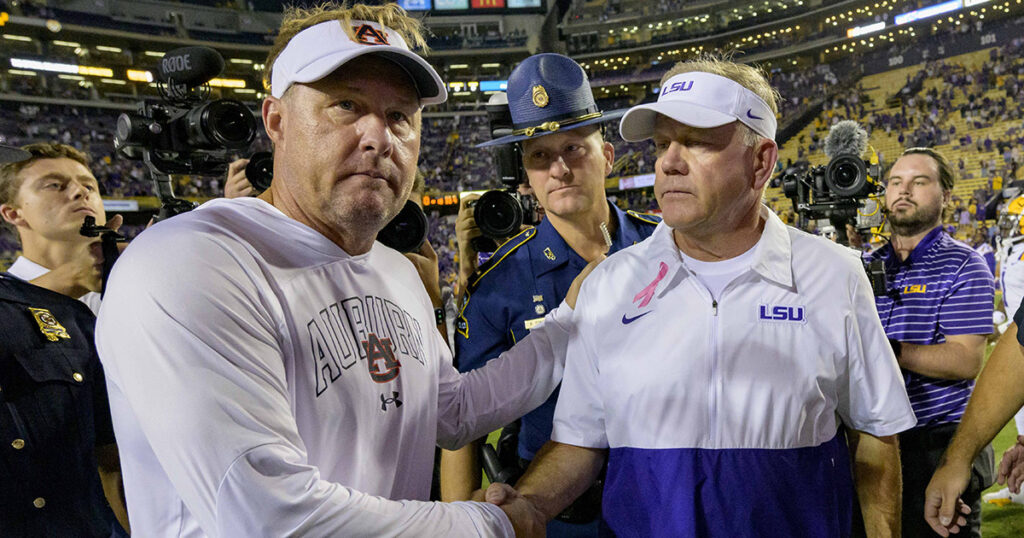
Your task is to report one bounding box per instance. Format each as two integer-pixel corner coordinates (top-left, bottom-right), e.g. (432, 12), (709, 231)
(661, 53), (779, 146)
(263, 2), (429, 93)
(0, 143), (91, 207)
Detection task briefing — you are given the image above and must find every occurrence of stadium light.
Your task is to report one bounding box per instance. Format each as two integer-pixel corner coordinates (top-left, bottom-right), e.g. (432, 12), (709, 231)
(79, 66), (114, 77)
(230, 58), (253, 64)
(96, 46), (123, 53)
(8, 69), (37, 76)
(3, 34), (32, 42)
(53, 40), (80, 47)
(127, 69), (153, 82)
(11, 58), (78, 74)
(144, 51), (165, 57)
(208, 78), (246, 88)
(58, 74), (85, 81)
(101, 78), (126, 85)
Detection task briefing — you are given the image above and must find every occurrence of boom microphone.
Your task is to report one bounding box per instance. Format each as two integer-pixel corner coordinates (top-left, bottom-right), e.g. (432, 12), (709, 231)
(823, 120), (869, 159)
(156, 46), (225, 87)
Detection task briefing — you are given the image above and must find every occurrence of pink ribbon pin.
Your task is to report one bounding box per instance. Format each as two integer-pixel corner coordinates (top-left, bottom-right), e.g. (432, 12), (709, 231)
(633, 261), (669, 308)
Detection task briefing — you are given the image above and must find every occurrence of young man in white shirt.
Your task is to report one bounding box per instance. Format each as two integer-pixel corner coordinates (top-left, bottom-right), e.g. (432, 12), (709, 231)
(0, 143), (117, 312)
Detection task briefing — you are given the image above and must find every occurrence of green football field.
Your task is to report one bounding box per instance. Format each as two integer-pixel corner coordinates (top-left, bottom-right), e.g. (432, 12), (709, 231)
(981, 420), (1024, 536)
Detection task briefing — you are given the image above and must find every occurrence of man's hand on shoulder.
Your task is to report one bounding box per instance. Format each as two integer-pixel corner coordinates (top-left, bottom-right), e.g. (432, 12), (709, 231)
(566, 254), (605, 309)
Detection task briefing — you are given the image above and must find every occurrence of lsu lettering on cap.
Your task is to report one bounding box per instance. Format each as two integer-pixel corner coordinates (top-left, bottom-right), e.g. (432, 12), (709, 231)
(270, 20), (446, 104)
(619, 71), (776, 142)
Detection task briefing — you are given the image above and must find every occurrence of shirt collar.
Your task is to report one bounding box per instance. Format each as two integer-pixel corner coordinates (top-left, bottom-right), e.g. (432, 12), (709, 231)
(648, 205), (793, 290)
(531, 200), (629, 278)
(876, 225), (946, 266)
(6, 256), (50, 281)
(907, 225), (946, 263)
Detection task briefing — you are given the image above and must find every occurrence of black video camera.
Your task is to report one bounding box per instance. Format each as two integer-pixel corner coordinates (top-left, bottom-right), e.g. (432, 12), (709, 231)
(779, 120), (888, 295)
(114, 46), (258, 221)
(780, 120), (884, 244)
(471, 94), (541, 252)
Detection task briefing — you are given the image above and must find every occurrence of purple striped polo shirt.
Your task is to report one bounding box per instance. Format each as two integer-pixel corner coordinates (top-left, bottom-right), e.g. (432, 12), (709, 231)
(868, 226), (993, 429)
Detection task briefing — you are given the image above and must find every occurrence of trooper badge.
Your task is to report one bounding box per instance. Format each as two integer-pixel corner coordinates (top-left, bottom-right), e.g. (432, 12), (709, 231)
(532, 85), (549, 108)
(29, 307), (70, 342)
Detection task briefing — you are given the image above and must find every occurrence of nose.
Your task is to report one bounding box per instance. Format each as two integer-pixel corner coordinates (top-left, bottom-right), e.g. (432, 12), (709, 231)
(69, 179), (91, 200)
(356, 113), (394, 157)
(548, 155), (571, 181)
(659, 141), (689, 176)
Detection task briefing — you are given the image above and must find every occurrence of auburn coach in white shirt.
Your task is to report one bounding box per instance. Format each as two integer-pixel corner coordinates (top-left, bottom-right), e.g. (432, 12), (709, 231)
(493, 57), (917, 538)
(96, 5), (560, 537)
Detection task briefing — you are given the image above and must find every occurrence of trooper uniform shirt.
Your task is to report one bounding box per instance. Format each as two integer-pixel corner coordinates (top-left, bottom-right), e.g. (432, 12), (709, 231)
(456, 202), (660, 461)
(7, 256), (103, 315)
(552, 207), (916, 538)
(96, 197), (572, 537)
(0, 273), (117, 537)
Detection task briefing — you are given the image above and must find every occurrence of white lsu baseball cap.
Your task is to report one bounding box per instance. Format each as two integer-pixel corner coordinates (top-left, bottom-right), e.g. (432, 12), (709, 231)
(270, 19), (447, 105)
(619, 71), (777, 142)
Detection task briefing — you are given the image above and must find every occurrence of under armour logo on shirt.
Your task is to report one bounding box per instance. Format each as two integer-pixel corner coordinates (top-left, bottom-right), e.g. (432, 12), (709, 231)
(380, 391), (402, 412)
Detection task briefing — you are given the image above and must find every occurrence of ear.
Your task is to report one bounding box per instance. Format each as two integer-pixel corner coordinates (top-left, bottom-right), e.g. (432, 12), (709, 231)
(602, 140), (615, 177)
(0, 203), (24, 228)
(943, 189), (952, 206)
(262, 96), (284, 148)
(752, 138), (778, 190)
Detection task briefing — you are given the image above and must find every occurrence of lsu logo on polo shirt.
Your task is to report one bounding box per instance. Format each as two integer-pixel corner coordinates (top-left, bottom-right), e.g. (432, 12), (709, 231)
(758, 304), (807, 324)
(902, 284), (928, 294)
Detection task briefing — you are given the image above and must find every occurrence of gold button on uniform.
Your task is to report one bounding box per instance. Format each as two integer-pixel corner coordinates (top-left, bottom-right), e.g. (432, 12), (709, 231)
(72, 372), (83, 383)
(11, 439), (25, 450)
(32, 497), (45, 508)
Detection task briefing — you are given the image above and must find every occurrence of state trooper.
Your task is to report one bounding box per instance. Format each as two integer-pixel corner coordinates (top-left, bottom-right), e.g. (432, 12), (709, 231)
(0, 143), (128, 536)
(443, 53), (660, 536)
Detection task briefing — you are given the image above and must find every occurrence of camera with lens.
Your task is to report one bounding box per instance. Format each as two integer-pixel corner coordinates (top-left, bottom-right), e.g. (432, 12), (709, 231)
(779, 120), (888, 294)
(114, 46), (258, 221)
(470, 94), (542, 252)
(780, 120), (884, 243)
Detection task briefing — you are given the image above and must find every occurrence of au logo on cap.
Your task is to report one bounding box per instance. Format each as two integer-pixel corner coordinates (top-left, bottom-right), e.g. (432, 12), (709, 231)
(353, 24), (389, 45)
(29, 307), (70, 342)
(532, 85), (549, 108)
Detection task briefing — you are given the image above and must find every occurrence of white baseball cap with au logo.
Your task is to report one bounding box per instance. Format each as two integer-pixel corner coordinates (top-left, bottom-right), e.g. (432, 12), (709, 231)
(270, 19), (447, 104)
(619, 71), (777, 142)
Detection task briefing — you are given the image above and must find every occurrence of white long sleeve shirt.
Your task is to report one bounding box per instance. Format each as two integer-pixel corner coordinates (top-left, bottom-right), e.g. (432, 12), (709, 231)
(96, 198), (571, 537)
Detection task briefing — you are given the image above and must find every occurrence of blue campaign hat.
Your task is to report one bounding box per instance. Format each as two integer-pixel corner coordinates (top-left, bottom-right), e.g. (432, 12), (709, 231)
(477, 53), (625, 148)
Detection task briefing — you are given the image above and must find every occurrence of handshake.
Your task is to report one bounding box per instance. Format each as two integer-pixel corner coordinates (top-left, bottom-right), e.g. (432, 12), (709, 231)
(472, 483), (548, 538)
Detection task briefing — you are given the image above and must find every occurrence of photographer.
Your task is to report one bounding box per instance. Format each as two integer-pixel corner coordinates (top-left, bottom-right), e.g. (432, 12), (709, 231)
(444, 53), (660, 536)
(866, 147), (995, 537)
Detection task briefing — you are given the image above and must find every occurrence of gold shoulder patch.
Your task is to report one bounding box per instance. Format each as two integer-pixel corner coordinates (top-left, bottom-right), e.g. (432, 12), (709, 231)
(627, 210), (662, 225)
(29, 307), (71, 342)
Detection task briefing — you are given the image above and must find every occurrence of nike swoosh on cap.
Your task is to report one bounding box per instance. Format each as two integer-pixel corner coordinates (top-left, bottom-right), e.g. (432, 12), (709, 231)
(622, 311), (654, 324)
(746, 109), (764, 120)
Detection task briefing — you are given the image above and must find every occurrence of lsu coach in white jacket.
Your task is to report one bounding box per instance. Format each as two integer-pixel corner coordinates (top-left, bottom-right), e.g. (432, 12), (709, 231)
(95, 5), (561, 537)
(491, 56), (917, 538)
